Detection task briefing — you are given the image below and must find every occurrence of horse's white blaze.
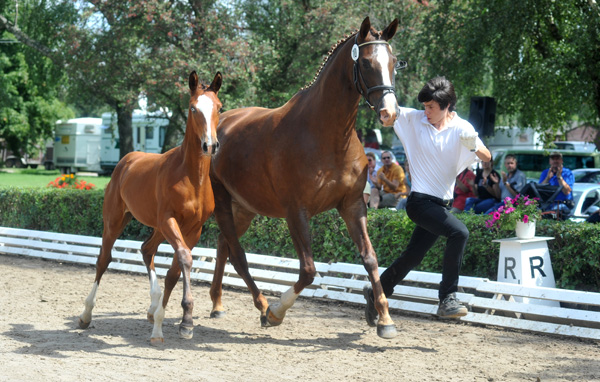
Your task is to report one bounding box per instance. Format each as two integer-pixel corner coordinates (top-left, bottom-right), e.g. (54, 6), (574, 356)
(269, 287), (299, 318)
(195, 94), (214, 146)
(147, 269), (161, 317)
(374, 44), (398, 117)
(80, 281), (98, 324)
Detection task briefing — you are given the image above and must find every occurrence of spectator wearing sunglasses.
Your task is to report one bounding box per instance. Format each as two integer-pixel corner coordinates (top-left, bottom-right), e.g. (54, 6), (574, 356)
(371, 150), (408, 208)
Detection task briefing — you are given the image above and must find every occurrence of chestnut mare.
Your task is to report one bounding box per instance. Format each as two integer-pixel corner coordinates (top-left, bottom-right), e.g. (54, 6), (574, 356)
(78, 71), (222, 345)
(209, 17), (400, 338)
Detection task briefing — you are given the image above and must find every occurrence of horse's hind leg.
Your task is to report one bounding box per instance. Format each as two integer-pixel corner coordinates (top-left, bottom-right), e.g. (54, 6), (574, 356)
(338, 201), (397, 339)
(78, 209), (132, 329)
(209, 183), (262, 319)
(265, 210), (313, 327)
(141, 230), (165, 323)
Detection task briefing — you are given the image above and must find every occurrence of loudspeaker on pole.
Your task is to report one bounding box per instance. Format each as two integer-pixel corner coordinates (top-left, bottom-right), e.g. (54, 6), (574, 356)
(468, 96), (496, 137)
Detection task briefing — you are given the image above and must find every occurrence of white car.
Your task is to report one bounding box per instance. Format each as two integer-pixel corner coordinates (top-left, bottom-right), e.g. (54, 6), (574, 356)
(572, 168), (600, 184)
(568, 183), (600, 222)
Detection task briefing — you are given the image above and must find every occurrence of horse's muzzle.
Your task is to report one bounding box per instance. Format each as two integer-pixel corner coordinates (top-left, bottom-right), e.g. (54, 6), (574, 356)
(202, 141), (220, 155)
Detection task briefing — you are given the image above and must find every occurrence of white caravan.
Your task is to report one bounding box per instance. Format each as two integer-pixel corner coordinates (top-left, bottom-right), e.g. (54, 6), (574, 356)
(100, 111), (169, 173)
(53, 117), (103, 174)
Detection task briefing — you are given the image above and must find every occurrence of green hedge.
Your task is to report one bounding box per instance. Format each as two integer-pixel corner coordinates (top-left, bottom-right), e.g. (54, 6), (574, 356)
(1, 187), (599, 292)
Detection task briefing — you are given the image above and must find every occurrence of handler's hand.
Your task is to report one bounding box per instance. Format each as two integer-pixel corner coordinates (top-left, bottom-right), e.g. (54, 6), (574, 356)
(460, 131), (478, 152)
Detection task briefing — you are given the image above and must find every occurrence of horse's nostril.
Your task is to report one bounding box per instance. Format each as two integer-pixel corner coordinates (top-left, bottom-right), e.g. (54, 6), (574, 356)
(214, 142), (220, 151)
(202, 142), (209, 152)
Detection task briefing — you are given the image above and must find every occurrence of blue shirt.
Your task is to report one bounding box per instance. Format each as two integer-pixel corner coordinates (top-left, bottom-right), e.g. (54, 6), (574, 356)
(538, 168), (574, 201)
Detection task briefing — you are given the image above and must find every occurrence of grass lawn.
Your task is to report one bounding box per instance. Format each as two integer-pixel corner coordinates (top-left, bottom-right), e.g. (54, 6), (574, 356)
(0, 168), (111, 189)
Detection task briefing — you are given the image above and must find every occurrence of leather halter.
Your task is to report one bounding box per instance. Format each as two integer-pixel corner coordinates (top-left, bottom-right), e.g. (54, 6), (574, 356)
(352, 34), (397, 111)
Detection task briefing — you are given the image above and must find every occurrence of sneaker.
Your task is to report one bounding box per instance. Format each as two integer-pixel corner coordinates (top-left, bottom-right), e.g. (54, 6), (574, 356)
(436, 293), (468, 318)
(363, 285), (378, 327)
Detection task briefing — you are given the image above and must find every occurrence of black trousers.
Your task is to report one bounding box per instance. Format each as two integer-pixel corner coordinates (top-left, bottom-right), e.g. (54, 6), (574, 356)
(379, 192), (469, 301)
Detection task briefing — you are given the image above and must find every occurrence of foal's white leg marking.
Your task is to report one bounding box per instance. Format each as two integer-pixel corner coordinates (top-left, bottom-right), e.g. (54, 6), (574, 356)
(269, 287), (299, 318)
(150, 293), (165, 341)
(80, 281), (98, 324)
(374, 45), (398, 112)
(147, 269), (162, 319)
(194, 94), (214, 147)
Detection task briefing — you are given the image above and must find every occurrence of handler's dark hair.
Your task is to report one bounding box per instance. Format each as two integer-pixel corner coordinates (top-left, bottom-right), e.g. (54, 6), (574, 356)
(417, 76), (456, 112)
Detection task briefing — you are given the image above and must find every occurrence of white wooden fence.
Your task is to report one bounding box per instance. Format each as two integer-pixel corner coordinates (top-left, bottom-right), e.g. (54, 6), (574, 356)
(1, 226), (599, 341)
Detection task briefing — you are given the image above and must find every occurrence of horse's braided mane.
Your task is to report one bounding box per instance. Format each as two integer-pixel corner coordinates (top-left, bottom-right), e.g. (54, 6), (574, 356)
(300, 29), (359, 91)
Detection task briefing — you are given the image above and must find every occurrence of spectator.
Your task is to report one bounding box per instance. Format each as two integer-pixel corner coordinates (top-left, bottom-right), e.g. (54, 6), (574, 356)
(451, 167), (476, 213)
(464, 158), (500, 214)
(587, 210), (600, 224)
(373, 150), (408, 208)
(539, 151), (574, 215)
(396, 161), (412, 210)
(485, 154), (528, 214)
(366, 152), (381, 208)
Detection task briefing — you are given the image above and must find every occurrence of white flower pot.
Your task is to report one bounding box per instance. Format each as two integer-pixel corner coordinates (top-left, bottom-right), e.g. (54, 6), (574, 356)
(515, 220), (536, 239)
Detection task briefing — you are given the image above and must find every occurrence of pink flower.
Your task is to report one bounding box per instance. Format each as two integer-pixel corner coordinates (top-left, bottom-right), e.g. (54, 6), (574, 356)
(485, 220), (494, 228)
(504, 207), (515, 214)
(493, 211), (501, 220)
(523, 215), (529, 223)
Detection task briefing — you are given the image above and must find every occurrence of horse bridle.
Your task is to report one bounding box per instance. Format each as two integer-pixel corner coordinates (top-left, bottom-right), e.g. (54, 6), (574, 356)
(352, 34), (407, 111)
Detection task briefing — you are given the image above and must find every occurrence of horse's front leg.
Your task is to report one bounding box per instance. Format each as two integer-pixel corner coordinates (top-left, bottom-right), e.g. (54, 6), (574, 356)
(153, 218), (195, 344)
(141, 230), (165, 324)
(265, 210), (314, 327)
(338, 201), (398, 339)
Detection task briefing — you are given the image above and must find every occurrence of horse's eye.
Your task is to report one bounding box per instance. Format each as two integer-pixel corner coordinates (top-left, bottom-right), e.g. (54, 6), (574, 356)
(218, 107), (223, 113)
(190, 106), (196, 113)
(361, 59), (372, 70)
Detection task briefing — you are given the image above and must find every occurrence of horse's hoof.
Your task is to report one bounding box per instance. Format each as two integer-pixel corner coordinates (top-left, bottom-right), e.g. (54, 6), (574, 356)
(262, 307), (284, 327)
(377, 324), (398, 339)
(179, 325), (194, 340)
(147, 313), (154, 324)
(210, 310), (226, 319)
(150, 337), (165, 346)
(78, 317), (91, 329)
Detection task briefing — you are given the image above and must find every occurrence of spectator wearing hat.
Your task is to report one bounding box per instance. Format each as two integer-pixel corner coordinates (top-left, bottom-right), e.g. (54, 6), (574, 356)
(539, 151), (574, 215)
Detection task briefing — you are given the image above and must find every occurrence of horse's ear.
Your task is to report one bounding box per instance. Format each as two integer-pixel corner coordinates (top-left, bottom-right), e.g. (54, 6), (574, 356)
(210, 72), (222, 94)
(382, 19), (399, 41)
(358, 16), (371, 42)
(189, 71), (198, 92)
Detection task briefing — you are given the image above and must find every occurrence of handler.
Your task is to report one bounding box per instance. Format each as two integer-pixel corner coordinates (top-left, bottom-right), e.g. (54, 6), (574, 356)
(364, 76), (491, 324)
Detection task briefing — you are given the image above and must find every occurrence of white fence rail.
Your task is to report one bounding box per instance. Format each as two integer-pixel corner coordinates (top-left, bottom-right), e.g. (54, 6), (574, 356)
(1, 226), (599, 341)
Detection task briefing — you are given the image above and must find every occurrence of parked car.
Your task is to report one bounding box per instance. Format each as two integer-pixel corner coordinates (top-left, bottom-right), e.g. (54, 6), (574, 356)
(568, 183), (600, 223)
(572, 168), (600, 184)
(492, 148), (600, 182)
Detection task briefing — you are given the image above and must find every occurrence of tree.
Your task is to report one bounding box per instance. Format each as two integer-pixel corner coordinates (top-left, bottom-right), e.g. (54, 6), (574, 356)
(408, 0), (600, 146)
(0, 1), (75, 159)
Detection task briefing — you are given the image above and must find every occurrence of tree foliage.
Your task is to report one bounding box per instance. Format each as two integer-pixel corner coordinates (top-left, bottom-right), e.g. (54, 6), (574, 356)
(0, 1), (75, 158)
(409, 0), (600, 145)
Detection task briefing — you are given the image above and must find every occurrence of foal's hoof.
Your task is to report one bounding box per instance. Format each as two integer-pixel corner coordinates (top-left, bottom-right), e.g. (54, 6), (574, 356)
(147, 312), (154, 324)
(150, 337), (165, 346)
(261, 307), (284, 327)
(210, 310), (226, 319)
(78, 317), (91, 329)
(376, 324), (398, 339)
(179, 325), (194, 340)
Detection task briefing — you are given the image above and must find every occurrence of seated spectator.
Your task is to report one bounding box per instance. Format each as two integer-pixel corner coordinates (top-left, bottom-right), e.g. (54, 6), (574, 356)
(451, 167), (476, 213)
(363, 181), (371, 206)
(395, 160), (411, 210)
(365, 152), (380, 208)
(587, 210), (600, 224)
(485, 154), (528, 214)
(372, 150), (408, 208)
(538, 152), (574, 215)
(464, 157), (501, 214)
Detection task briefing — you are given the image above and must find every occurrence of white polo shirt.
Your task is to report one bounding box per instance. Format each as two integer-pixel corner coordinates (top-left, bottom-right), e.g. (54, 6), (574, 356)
(393, 107), (482, 200)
